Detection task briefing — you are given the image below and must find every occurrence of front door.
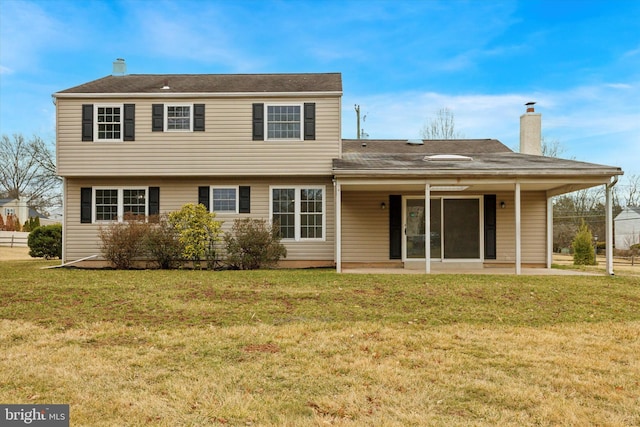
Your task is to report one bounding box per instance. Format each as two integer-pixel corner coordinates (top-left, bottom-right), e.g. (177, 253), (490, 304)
(404, 197), (481, 261)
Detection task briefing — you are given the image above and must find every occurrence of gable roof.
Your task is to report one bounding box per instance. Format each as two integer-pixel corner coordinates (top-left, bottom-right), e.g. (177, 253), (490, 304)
(614, 206), (640, 220)
(56, 73), (343, 95)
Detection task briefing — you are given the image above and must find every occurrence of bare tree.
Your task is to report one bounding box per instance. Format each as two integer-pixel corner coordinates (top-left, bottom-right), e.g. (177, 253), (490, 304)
(0, 134), (61, 214)
(541, 136), (566, 158)
(616, 174), (640, 207)
(420, 108), (464, 140)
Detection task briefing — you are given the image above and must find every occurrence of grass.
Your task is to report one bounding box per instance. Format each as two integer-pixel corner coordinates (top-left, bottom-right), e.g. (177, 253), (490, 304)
(1, 260), (639, 426)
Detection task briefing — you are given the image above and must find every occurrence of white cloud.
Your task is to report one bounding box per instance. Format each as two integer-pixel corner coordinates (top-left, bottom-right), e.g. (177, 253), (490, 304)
(343, 82), (640, 175)
(0, 1), (70, 73)
(0, 65), (13, 75)
(129, 3), (262, 72)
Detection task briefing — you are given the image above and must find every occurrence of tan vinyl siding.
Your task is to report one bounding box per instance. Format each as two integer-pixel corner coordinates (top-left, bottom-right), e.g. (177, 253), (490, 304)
(338, 190), (548, 265)
(495, 190), (547, 264)
(341, 191), (390, 263)
(64, 177), (334, 263)
(57, 96), (340, 177)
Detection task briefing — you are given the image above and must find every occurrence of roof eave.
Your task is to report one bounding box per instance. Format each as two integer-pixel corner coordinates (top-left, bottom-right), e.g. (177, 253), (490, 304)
(332, 168), (623, 178)
(52, 91), (343, 99)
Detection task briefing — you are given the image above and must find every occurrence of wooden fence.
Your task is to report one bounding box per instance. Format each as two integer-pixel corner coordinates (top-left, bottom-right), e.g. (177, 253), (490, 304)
(0, 231), (29, 248)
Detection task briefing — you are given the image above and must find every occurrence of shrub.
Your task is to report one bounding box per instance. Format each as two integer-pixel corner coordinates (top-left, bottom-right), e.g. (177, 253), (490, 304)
(98, 216), (149, 269)
(572, 219), (595, 265)
(0, 214), (4, 230)
(169, 204), (222, 269)
(28, 224), (62, 259)
(224, 218), (287, 270)
(143, 214), (183, 269)
(5, 215), (20, 231)
(23, 216), (40, 232)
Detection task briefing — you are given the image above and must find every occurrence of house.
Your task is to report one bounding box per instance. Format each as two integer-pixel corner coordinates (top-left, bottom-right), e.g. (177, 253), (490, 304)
(615, 207), (640, 250)
(53, 65), (623, 274)
(0, 198), (29, 224)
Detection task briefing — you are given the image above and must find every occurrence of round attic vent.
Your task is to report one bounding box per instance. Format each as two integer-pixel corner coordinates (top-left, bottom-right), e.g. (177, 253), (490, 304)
(424, 154), (473, 161)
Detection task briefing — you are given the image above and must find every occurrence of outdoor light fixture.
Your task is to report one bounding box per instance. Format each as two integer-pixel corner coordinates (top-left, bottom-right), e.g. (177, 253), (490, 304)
(500, 201), (506, 209)
(381, 202), (387, 210)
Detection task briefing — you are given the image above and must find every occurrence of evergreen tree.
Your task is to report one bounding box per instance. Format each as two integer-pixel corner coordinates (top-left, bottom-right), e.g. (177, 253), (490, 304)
(572, 219), (596, 265)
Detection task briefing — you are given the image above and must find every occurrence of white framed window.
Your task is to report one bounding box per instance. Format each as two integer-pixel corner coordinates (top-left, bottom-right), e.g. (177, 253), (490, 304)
(95, 104), (123, 141)
(165, 104), (192, 131)
(4, 208), (16, 216)
(94, 187), (147, 222)
(266, 104), (301, 140)
(270, 186), (325, 241)
(212, 187), (238, 213)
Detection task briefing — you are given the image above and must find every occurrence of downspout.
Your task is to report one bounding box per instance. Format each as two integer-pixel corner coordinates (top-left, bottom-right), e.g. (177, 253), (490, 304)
(605, 175), (618, 276)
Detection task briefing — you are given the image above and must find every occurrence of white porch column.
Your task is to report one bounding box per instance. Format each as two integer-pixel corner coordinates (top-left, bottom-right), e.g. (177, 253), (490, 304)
(605, 182), (614, 275)
(335, 181), (342, 273)
(425, 183), (431, 274)
(515, 182), (522, 275)
(546, 195), (553, 269)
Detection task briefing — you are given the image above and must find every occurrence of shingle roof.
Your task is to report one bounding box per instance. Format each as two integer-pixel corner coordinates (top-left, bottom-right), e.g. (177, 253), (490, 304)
(336, 139), (622, 177)
(342, 139), (513, 154)
(56, 73), (343, 94)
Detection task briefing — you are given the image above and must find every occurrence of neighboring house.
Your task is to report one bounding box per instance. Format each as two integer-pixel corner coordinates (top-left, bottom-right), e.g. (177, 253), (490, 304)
(53, 67), (623, 274)
(614, 207), (640, 250)
(0, 198), (29, 223)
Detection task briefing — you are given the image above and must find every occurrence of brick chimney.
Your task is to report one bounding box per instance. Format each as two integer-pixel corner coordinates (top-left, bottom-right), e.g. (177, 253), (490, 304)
(520, 102), (541, 155)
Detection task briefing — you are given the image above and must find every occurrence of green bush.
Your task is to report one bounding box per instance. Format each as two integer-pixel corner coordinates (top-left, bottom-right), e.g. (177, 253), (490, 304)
(28, 224), (62, 259)
(144, 214), (183, 269)
(224, 218), (287, 270)
(22, 217), (41, 232)
(572, 220), (595, 265)
(98, 217), (149, 269)
(169, 204), (222, 269)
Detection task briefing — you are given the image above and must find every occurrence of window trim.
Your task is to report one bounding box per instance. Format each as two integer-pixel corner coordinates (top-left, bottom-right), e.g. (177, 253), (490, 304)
(94, 104), (124, 142)
(92, 186), (149, 223)
(211, 186), (239, 214)
(164, 103), (193, 132)
(269, 185), (326, 241)
(265, 103), (303, 141)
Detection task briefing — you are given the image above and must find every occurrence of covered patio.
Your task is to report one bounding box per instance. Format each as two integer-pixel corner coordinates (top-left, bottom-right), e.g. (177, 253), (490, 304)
(333, 139), (622, 275)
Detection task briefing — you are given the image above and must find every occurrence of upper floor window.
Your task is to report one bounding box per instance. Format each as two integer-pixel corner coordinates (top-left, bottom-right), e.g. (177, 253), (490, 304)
(152, 103), (204, 132)
(166, 105), (192, 131)
(96, 105), (122, 141)
(252, 103), (314, 141)
(4, 208), (16, 216)
(83, 104), (134, 142)
(267, 105), (301, 140)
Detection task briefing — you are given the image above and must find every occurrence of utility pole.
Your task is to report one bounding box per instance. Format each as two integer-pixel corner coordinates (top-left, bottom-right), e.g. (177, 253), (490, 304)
(354, 104), (361, 139)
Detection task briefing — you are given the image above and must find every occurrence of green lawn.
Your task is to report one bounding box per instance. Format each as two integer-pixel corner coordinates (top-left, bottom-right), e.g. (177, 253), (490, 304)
(1, 260), (639, 426)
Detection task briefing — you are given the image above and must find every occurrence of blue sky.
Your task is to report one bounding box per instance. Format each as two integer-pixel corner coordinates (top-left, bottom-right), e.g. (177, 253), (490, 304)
(1, 0), (639, 179)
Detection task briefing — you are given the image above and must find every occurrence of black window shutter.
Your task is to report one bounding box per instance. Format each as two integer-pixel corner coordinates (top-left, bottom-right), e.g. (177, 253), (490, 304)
(148, 187), (160, 216)
(80, 187), (92, 223)
(239, 186), (251, 213)
(152, 104), (164, 132)
(304, 102), (316, 140)
(484, 194), (497, 260)
(252, 103), (264, 140)
(123, 104), (135, 141)
(193, 104), (205, 131)
(389, 195), (402, 260)
(82, 104), (93, 141)
(198, 186), (210, 211)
